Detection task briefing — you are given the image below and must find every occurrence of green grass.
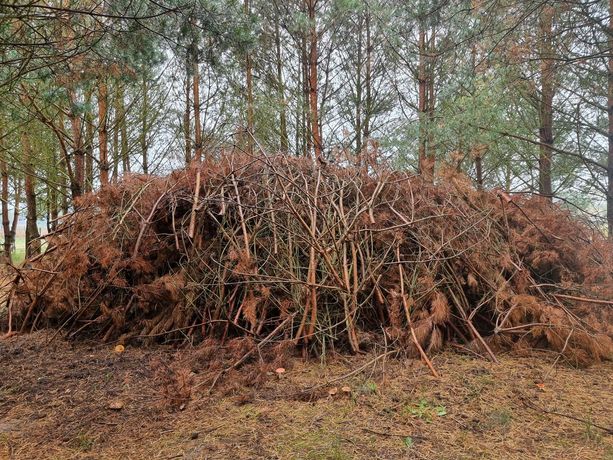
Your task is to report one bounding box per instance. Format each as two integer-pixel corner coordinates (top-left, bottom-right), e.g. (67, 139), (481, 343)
(12, 236), (26, 264)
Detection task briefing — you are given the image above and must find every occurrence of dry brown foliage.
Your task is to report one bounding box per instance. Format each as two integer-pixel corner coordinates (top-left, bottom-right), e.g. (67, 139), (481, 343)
(2, 153), (612, 366)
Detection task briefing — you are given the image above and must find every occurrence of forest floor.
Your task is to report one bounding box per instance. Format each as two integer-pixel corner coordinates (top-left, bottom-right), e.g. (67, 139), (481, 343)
(0, 332), (611, 460)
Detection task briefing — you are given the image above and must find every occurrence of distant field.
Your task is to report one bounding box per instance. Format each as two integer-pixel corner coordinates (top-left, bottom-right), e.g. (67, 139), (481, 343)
(13, 235), (26, 264)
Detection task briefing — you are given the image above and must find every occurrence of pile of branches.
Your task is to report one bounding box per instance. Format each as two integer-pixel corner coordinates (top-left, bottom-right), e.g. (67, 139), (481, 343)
(2, 153), (612, 367)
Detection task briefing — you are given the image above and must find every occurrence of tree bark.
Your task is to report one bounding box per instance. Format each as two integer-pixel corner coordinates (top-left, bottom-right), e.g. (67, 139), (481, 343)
(49, 186), (58, 232)
(184, 56), (192, 164)
(426, 30), (436, 173)
(49, 149), (58, 231)
(193, 60), (203, 162)
(1, 144), (13, 263)
(112, 87), (120, 182)
(417, 24), (430, 178)
(98, 78), (109, 187)
(275, 15), (289, 153)
(301, 33), (311, 157)
(306, 0), (322, 161)
(475, 154), (484, 190)
(363, 5), (372, 145)
(68, 88), (84, 197)
(538, 5), (554, 199)
(471, 2), (485, 190)
(141, 76), (149, 174)
(355, 9), (363, 162)
(607, 0), (613, 241)
(58, 140), (69, 214)
(84, 90), (94, 193)
(244, 0), (254, 154)
(22, 132), (40, 257)
(11, 181), (21, 247)
(119, 86), (129, 174)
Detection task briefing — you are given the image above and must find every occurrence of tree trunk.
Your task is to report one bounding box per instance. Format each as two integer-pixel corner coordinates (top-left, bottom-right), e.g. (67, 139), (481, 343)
(363, 5), (372, 144)
(244, 0), (254, 154)
(119, 86), (130, 174)
(475, 155), (484, 190)
(355, 9), (363, 161)
(49, 185), (58, 232)
(426, 30), (436, 173)
(301, 34), (310, 157)
(49, 149), (58, 231)
(68, 88), (84, 198)
(291, 43), (298, 155)
(306, 0), (322, 161)
(112, 88), (120, 182)
(193, 60), (203, 162)
(11, 181), (21, 245)
(22, 132), (40, 257)
(1, 145), (13, 263)
(538, 6), (554, 199)
(98, 78), (109, 187)
(275, 16), (289, 152)
(471, 3), (485, 190)
(84, 90), (94, 193)
(417, 25), (429, 178)
(141, 76), (149, 174)
(58, 141), (69, 214)
(184, 57), (192, 164)
(607, 0), (613, 237)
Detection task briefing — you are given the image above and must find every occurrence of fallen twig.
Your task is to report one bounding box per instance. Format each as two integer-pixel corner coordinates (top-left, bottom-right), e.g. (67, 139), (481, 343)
(517, 391), (613, 435)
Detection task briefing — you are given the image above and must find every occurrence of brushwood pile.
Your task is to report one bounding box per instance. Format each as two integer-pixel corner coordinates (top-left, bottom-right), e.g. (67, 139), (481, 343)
(3, 154), (612, 365)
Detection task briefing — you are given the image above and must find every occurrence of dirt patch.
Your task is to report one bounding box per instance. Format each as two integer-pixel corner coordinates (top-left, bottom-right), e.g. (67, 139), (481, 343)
(0, 331), (611, 459)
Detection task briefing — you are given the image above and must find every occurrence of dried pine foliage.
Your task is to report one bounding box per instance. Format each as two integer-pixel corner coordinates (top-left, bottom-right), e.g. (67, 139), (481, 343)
(2, 153), (612, 366)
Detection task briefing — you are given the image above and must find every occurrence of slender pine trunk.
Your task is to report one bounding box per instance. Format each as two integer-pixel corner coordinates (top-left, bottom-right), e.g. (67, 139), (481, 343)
(301, 34), (311, 157)
(538, 6), (554, 199)
(417, 24), (429, 177)
(275, 16), (289, 152)
(141, 76), (149, 174)
(22, 132), (40, 258)
(98, 78), (109, 186)
(184, 56), (192, 164)
(119, 87), (130, 174)
(607, 0), (613, 241)
(68, 88), (84, 198)
(84, 91), (94, 193)
(11, 180), (21, 244)
(306, 0), (322, 161)
(355, 9), (363, 162)
(1, 145), (13, 263)
(363, 6), (372, 145)
(49, 149), (58, 231)
(112, 87), (120, 182)
(244, 0), (254, 154)
(426, 30), (436, 174)
(193, 60), (203, 162)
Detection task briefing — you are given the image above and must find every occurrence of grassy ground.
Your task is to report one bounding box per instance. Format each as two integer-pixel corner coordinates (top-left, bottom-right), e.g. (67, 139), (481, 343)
(0, 331), (611, 460)
(11, 236), (25, 265)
